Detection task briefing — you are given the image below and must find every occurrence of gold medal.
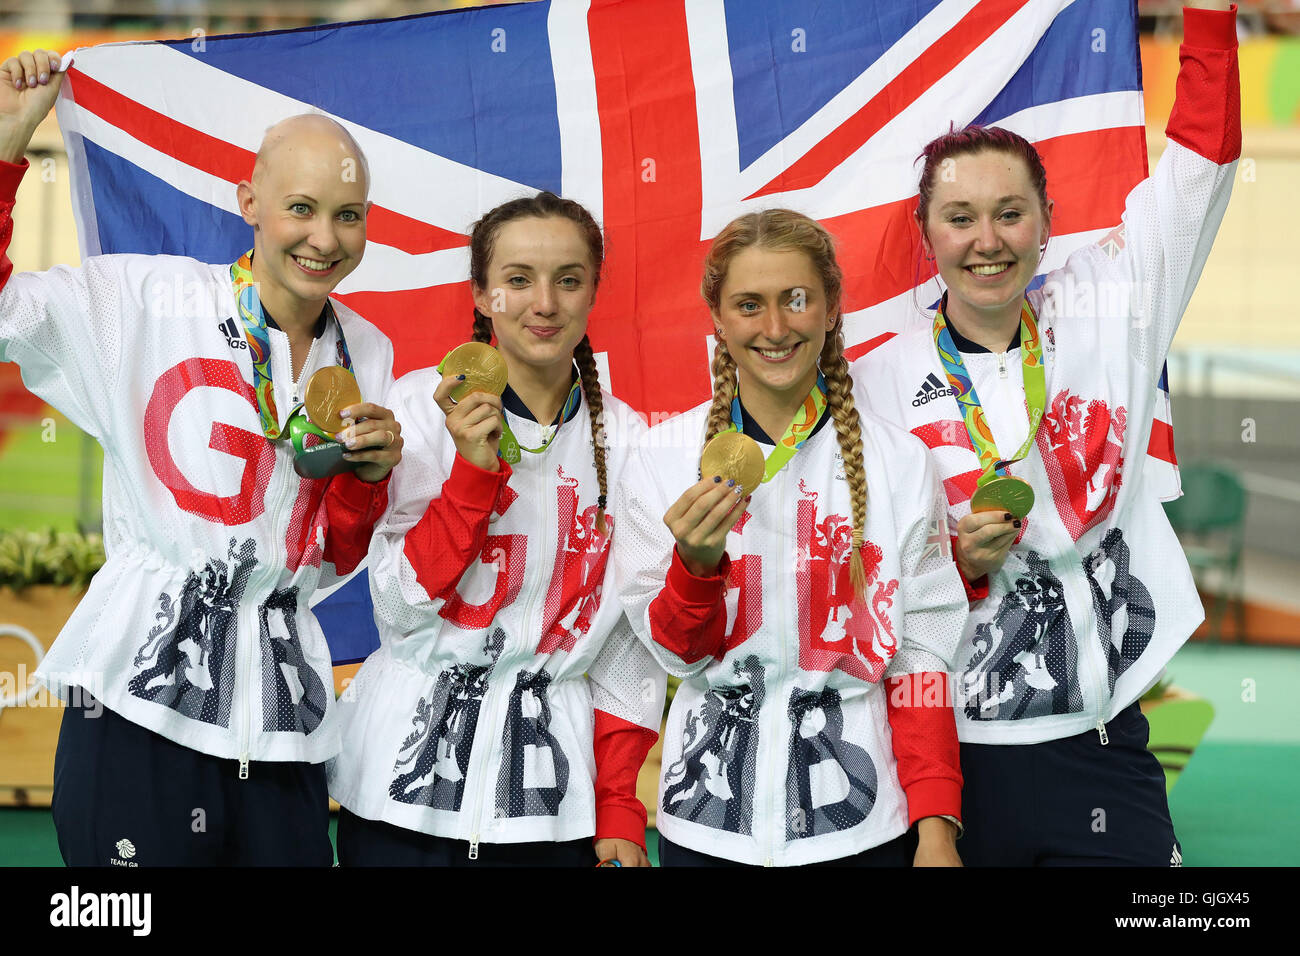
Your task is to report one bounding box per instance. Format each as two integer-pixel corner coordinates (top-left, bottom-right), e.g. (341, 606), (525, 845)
(970, 475), (1035, 519)
(304, 365), (362, 435)
(700, 432), (765, 498)
(442, 342), (508, 402)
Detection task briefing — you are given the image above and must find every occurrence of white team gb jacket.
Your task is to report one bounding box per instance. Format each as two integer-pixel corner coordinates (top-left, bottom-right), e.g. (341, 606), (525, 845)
(852, 22), (1239, 745)
(617, 390), (968, 866)
(328, 370), (665, 850)
(0, 249), (395, 765)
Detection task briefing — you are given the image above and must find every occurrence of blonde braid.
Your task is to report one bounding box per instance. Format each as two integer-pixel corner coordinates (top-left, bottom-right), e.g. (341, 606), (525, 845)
(821, 326), (868, 600)
(573, 335), (610, 535)
(702, 337), (739, 447)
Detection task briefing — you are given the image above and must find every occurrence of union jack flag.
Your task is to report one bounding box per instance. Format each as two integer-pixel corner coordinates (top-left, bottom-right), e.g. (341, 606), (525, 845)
(52, 0), (1178, 662)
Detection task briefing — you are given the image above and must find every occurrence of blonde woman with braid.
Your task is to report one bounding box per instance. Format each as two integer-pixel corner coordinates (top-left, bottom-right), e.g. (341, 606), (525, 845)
(617, 209), (968, 866)
(328, 193), (665, 866)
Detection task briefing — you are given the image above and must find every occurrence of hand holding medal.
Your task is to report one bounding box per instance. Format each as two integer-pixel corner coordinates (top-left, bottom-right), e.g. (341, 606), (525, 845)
(663, 435), (756, 578)
(284, 367), (402, 482)
(434, 343), (507, 473)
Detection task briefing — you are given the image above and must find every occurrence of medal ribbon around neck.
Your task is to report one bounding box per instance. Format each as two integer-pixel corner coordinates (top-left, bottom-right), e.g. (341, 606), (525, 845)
(498, 378), (583, 465)
(932, 296), (1046, 486)
(230, 250), (353, 440)
(725, 370), (828, 484)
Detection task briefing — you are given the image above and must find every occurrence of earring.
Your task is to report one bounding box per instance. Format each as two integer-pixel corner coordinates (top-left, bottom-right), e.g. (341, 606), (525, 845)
(715, 328), (725, 339)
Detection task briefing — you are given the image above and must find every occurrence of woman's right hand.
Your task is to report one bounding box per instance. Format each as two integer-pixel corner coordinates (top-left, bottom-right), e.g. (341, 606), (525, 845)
(0, 50), (64, 163)
(664, 476), (748, 577)
(954, 510), (1020, 582)
(434, 375), (503, 472)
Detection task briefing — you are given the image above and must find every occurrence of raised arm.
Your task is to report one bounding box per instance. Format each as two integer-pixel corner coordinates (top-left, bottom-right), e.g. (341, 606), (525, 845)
(1093, 3), (1240, 378)
(0, 50), (125, 441)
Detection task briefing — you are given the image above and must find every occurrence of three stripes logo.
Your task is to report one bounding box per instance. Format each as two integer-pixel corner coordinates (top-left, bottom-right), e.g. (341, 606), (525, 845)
(219, 317), (248, 350)
(1170, 843), (1183, 867)
(913, 373), (954, 407)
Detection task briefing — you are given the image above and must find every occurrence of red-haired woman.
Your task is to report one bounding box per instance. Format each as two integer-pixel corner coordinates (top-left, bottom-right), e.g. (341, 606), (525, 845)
(618, 209), (968, 866)
(328, 193), (663, 866)
(854, 2), (1239, 864)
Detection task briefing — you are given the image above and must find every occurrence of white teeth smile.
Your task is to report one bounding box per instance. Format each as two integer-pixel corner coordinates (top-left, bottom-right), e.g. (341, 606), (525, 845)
(756, 345), (796, 359)
(294, 255), (334, 272)
(968, 263), (1010, 276)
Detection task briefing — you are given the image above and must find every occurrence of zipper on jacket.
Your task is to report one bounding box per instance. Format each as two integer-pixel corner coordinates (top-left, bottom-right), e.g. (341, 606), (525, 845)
(1045, 516), (1112, 749)
(997, 351), (1009, 379)
(464, 430), (551, 857)
(289, 336), (320, 407)
(237, 440), (301, 779)
(764, 470), (792, 868)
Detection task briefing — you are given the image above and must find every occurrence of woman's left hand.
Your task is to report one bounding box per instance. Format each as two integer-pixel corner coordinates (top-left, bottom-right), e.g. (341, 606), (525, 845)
(336, 402), (403, 483)
(594, 837), (651, 867)
(913, 816), (963, 867)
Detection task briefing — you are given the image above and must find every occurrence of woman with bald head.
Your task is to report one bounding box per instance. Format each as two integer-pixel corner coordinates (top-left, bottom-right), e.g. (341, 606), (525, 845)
(0, 53), (402, 865)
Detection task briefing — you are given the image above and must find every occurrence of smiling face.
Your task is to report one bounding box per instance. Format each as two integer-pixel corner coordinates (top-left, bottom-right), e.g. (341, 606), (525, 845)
(471, 215), (596, 380)
(712, 245), (835, 403)
(921, 148), (1053, 329)
(237, 116), (369, 321)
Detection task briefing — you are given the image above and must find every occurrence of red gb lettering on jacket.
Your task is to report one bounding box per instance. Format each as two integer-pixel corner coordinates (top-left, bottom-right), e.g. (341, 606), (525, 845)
(1038, 390), (1127, 541)
(438, 534), (528, 628)
(795, 486), (898, 682)
(144, 358), (275, 526)
(717, 510), (761, 657)
(284, 476), (328, 572)
(436, 480), (525, 628)
(538, 467), (612, 655)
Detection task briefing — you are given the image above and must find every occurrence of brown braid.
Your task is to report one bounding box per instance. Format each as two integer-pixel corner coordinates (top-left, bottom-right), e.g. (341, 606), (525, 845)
(573, 335), (609, 534)
(821, 324), (869, 600)
(467, 192), (611, 524)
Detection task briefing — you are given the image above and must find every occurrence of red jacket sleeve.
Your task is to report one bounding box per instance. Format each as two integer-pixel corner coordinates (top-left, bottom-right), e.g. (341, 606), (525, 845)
(0, 158), (28, 291)
(885, 671), (962, 826)
(647, 548), (731, 665)
(322, 469), (391, 575)
(593, 711), (659, 850)
(1167, 4), (1240, 165)
(406, 453), (513, 600)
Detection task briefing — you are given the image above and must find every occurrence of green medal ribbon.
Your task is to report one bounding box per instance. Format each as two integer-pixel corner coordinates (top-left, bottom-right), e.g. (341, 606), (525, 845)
(931, 296), (1047, 487)
(724, 371), (828, 483)
(498, 380), (582, 465)
(229, 250), (353, 441)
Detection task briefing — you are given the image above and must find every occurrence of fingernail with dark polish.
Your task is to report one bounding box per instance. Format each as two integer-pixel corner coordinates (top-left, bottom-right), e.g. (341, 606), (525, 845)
(726, 478), (735, 487)
(1003, 513), (1013, 520)
(713, 475), (722, 483)
(457, 374), (466, 380)
(1013, 519), (1022, 528)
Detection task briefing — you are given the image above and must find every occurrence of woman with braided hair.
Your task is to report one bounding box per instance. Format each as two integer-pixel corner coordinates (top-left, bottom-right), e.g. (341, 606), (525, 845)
(616, 209), (968, 866)
(328, 192), (665, 866)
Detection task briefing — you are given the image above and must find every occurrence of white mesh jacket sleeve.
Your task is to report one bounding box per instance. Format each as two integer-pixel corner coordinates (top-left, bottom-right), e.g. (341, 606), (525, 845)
(884, 427), (968, 680)
(1, 257), (129, 441)
(588, 611), (666, 734)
